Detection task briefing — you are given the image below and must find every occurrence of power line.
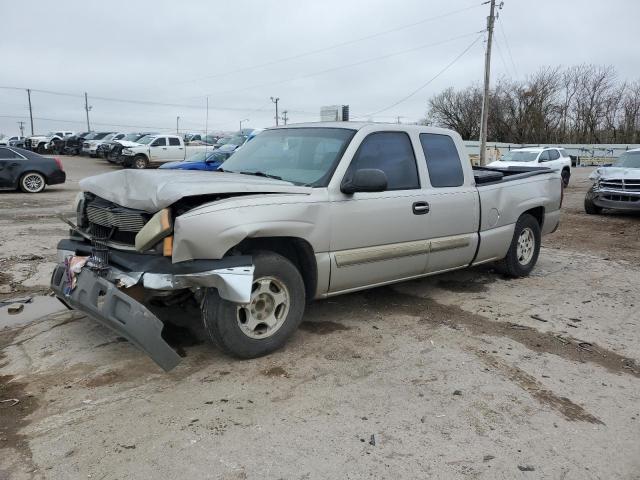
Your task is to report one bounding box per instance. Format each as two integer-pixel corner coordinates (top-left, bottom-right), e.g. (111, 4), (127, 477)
(201, 31), (481, 98)
(493, 37), (512, 77)
(497, 16), (518, 78)
(357, 33), (483, 118)
(176, 3), (484, 86)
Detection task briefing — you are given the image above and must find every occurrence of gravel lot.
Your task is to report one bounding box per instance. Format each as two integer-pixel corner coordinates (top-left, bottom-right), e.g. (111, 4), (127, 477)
(1, 158), (639, 479)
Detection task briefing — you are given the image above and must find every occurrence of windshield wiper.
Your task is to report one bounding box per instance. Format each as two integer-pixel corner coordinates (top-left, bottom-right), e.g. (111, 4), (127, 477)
(238, 171), (283, 180)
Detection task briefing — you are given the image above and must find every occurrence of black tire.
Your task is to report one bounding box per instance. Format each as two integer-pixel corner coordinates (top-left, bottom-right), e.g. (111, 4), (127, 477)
(202, 251), (306, 359)
(561, 169), (570, 187)
(19, 171), (46, 193)
(36, 143), (45, 154)
(495, 213), (541, 277)
(584, 188), (603, 215)
(133, 155), (148, 169)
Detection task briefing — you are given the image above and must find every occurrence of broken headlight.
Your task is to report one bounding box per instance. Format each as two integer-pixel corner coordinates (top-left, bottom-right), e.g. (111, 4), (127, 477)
(74, 192), (88, 228)
(135, 208), (173, 252)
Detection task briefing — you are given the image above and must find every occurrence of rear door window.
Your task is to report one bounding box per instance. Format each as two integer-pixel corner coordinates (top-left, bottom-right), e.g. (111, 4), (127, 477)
(168, 137), (181, 146)
(548, 149), (560, 160)
(0, 147), (22, 159)
(348, 132), (419, 190)
(419, 133), (464, 187)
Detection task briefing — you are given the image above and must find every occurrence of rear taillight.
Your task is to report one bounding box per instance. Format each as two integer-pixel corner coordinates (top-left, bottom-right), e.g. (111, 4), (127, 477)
(54, 157), (63, 171)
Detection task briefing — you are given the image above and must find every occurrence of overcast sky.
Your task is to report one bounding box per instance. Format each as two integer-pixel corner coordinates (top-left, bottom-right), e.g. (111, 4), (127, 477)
(1, 0), (639, 136)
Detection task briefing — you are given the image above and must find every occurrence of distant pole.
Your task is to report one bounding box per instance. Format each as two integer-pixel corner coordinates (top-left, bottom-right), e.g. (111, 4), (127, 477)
(26, 89), (34, 135)
(84, 92), (91, 132)
(479, 0), (497, 166)
(282, 110), (289, 125)
(239, 118), (249, 132)
(18, 121), (25, 137)
(270, 96), (280, 126)
(176, 116), (180, 134)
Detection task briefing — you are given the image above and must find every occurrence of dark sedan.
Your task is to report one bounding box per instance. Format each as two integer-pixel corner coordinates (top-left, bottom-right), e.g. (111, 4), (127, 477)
(0, 146), (66, 193)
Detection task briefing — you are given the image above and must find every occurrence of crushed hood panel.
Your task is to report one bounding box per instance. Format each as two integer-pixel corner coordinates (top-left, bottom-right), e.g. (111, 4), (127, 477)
(79, 170), (312, 212)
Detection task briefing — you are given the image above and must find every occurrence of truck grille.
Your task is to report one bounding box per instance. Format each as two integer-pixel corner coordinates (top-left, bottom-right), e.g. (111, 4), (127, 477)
(86, 198), (149, 232)
(600, 179), (640, 192)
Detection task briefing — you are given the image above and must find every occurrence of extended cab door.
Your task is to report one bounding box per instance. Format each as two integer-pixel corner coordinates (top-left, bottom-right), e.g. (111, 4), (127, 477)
(327, 131), (429, 293)
(417, 133), (479, 273)
(167, 136), (185, 160)
(148, 137), (170, 164)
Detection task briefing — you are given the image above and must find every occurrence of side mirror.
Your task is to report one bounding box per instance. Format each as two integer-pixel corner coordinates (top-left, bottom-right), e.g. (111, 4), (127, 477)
(341, 168), (388, 194)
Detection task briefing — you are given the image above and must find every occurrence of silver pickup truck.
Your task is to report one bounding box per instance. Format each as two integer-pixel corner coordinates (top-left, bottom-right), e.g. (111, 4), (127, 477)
(51, 123), (563, 370)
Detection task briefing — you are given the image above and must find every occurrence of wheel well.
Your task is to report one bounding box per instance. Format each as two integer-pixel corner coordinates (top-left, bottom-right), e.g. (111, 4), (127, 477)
(232, 237), (317, 302)
(523, 206), (544, 227)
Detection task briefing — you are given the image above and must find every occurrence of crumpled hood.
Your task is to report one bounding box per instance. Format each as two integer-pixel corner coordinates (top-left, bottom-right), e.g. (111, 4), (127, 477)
(117, 140), (144, 147)
(590, 166), (640, 181)
(79, 169), (312, 212)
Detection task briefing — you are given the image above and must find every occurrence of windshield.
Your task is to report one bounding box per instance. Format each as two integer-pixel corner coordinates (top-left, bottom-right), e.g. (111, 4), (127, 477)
(102, 133), (117, 141)
(136, 136), (155, 145)
(123, 133), (142, 141)
(613, 151), (640, 168)
(184, 151), (226, 163)
(215, 137), (231, 145)
(500, 150), (539, 162)
(92, 132), (111, 140)
(221, 128), (356, 186)
(226, 135), (247, 146)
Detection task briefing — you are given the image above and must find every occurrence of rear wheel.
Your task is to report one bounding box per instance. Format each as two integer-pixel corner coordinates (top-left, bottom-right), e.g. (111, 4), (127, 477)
(202, 251), (306, 358)
(19, 172), (46, 193)
(133, 155), (148, 169)
(496, 213), (541, 277)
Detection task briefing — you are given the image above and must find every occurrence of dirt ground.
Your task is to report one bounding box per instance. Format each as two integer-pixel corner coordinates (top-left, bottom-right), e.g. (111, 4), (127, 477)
(1, 159), (639, 479)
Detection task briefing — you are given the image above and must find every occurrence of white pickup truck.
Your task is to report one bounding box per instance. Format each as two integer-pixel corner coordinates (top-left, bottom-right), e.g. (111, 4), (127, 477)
(119, 134), (208, 169)
(52, 122), (563, 370)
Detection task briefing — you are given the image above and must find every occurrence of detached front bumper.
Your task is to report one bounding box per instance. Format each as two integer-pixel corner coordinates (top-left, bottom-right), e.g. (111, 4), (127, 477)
(51, 239), (254, 370)
(591, 188), (640, 211)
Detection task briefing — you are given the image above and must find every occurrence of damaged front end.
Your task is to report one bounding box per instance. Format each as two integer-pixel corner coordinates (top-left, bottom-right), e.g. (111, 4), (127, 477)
(51, 193), (254, 371)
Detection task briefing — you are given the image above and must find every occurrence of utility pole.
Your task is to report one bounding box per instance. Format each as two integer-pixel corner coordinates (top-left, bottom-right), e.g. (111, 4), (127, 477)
(84, 92), (92, 132)
(176, 116), (180, 134)
(270, 96), (280, 126)
(18, 121), (25, 137)
(478, 0), (499, 166)
(26, 89), (34, 135)
(282, 110), (289, 125)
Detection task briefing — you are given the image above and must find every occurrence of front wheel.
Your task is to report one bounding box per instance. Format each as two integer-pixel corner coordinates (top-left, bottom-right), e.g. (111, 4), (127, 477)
(584, 187), (603, 215)
(202, 251), (306, 359)
(19, 172), (46, 193)
(133, 155), (148, 169)
(496, 213), (541, 277)
(561, 169), (570, 187)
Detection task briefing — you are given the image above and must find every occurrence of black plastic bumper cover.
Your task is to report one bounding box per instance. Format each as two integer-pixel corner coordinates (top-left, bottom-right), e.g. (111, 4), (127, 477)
(51, 264), (182, 371)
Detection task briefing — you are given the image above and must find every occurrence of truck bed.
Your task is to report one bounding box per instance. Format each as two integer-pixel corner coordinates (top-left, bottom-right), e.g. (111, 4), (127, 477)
(473, 166), (552, 185)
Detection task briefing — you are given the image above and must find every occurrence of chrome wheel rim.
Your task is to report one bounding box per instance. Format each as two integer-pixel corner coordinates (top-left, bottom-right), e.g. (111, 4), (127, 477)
(237, 276), (290, 339)
(516, 227), (535, 265)
(23, 174), (44, 192)
(134, 158), (146, 169)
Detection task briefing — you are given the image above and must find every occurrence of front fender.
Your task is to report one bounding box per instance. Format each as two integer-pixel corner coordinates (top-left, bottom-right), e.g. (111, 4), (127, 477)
(172, 201), (328, 262)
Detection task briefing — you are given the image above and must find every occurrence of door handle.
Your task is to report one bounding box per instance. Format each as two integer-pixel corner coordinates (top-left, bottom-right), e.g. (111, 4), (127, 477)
(412, 201), (430, 215)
